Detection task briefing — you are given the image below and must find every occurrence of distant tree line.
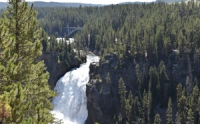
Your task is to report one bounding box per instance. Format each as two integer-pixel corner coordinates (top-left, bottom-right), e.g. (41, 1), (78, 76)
(42, 32), (76, 67)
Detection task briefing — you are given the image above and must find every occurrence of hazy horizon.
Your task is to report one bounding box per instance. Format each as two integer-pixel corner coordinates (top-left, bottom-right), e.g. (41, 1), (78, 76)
(0, 0), (156, 4)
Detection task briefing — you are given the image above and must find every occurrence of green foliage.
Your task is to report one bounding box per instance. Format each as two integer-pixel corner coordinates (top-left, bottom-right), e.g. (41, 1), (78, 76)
(154, 113), (161, 124)
(0, 1), (56, 123)
(118, 77), (127, 115)
(149, 66), (160, 106)
(166, 97), (173, 124)
(125, 91), (133, 122)
(30, 1), (200, 124)
(177, 90), (187, 124)
(186, 108), (194, 124)
(36, 1), (200, 63)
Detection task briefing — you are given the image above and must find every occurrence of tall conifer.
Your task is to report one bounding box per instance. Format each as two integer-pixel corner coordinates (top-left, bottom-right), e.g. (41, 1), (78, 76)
(0, 0), (56, 123)
(166, 97), (173, 124)
(154, 113), (161, 124)
(118, 77), (127, 116)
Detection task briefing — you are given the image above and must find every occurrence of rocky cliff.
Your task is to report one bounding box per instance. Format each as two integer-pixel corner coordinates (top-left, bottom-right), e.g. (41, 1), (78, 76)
(85, 52), (200, 124)
(39, 51), (86, 89)
(86, 54), (138, 124)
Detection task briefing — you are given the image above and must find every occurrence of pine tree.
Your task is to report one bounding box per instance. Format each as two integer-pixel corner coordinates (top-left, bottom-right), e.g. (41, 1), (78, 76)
(135, 64), (141, 87)
(149, 66), (160, 105)
(186, 108), (194, 124)
(176, 83), (183, 101)
(189, 84), (199, 123)
(158, 61), (169, 107)
(186, 57), (193, 97)
(186, 76), (192, 97)
(118, 77), (127, 115)
(166, 97), (173, 124)
(177, 90), (187, 124)
(147, 90), (153, 124)
(126, 91), (133, 123)
(0, 11), (15, 124)
(154, 113), (161, 124)
(41, 30), (48, 52)
(134, 96), (142, 121)
(0, 0), (56, 123)
(142, 90), (148, 124)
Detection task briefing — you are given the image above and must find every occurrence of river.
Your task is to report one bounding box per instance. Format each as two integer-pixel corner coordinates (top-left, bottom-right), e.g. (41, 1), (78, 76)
(51, 55), (99, 124)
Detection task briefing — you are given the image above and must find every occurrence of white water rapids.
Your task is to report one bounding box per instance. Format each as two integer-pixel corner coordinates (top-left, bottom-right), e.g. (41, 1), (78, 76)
(51, 55), (99, 124)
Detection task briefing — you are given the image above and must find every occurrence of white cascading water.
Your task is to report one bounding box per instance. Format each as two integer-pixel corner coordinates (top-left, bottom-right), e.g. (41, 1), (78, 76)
(51, 55), (99, 124)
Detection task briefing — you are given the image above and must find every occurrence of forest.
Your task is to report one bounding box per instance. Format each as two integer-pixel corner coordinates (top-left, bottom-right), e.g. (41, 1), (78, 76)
(1, 0), (200, 124)
(37, 1), (200, 124)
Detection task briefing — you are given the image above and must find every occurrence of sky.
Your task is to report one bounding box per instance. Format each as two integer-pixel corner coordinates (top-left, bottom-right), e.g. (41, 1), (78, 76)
(0, 0), (156, 4)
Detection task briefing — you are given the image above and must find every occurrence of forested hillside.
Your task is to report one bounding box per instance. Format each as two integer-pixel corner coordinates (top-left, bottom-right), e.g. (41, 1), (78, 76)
(1, 0), (200, 124)
(36, 2), (200, 124)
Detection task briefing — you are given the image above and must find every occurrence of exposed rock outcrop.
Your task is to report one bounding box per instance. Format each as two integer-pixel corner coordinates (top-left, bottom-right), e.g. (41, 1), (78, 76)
(86, 54), (138, 124)
(86, 52), (200, 124)
(39, 51), (86, 89)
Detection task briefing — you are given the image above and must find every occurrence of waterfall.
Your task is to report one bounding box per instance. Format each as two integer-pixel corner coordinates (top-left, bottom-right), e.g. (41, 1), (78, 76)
(51, 55), (99, 124)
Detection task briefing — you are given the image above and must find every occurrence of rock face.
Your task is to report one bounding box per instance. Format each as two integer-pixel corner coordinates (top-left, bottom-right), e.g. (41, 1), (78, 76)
(86, 54), (139, 124)
(86, 52), (199, 124)
(39, 51), (86, 89)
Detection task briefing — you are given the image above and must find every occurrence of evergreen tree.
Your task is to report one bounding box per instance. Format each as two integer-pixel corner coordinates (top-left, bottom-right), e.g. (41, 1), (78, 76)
(118, 77), (127, 116)
(142, 90), (148, 124)
(149, 66), (160, 106)
(0, 0), (56, 123)
(158, 61), (169, 107)
(135, 64), (142, 90)
(189, 84), (199, 123)
(126, 91), (133, 123)
(154, 113), (161, 124)
(186, 108), (194, 124)
(134, 96), (142, 121)
(176, 83), (183, 101)
(166, 97), (173, 124)
(147, 90), (153, 124)
(177, 90), (187, 124)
